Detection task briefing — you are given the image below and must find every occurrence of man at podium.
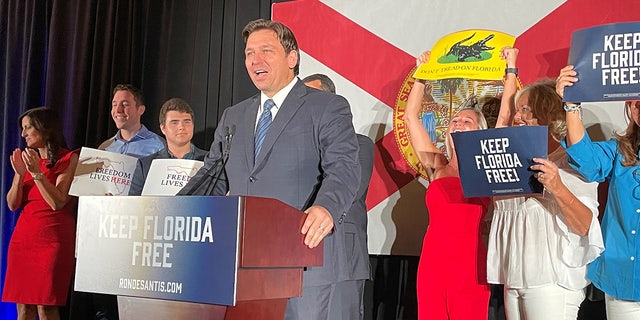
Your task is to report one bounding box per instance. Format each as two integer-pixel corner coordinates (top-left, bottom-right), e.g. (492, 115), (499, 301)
(179, 19), (360, 320)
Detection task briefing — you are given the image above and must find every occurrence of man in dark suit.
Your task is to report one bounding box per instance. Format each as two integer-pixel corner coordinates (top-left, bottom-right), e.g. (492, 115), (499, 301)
(303, 73), (375, 320)
(128, 98), (207, 195)
(179, 19), (360, 320)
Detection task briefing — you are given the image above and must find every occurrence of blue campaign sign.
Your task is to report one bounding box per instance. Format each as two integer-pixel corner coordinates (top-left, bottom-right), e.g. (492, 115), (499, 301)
(564, 22), (640, 102)
(75, 196), (241, 305)
(451, 126), (547, 197)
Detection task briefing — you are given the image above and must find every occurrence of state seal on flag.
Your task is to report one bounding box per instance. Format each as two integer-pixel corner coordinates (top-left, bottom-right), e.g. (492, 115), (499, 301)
(394, 67), (506, 179)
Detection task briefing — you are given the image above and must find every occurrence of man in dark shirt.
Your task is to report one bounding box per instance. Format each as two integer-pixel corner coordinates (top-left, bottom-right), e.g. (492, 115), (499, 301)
(129, 98), (207, 195)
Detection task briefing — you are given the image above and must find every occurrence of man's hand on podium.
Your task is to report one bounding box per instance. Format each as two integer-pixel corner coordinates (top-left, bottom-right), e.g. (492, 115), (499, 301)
(301, 205), (334, 249)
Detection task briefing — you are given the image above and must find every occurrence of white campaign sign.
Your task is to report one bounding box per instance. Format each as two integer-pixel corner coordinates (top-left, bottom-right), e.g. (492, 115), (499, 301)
(69, 147), (137, 196)
(141, 159), (204, 196)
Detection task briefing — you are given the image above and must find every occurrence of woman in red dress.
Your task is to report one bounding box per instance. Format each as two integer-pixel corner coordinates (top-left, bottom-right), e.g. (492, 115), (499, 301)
(404, 51), (491, 319)
(3, 107), (79, 320)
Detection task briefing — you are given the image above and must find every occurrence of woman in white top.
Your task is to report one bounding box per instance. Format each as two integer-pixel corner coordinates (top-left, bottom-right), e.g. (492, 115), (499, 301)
(486, 47), (604, 320)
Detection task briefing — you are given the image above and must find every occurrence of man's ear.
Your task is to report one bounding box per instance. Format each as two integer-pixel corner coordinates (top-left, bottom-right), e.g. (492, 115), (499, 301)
(160, 123), (167, 136)
(138, 104), (146, 115)
(287, 50), (298, 70)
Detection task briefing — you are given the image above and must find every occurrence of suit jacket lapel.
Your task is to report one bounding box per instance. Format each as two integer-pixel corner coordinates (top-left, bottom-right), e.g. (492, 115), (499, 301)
(253, 81), (307, 167)
(242, 95), (260, 169)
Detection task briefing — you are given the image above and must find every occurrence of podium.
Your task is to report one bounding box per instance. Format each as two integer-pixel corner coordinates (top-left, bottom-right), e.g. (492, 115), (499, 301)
(75, 196), (322, 320)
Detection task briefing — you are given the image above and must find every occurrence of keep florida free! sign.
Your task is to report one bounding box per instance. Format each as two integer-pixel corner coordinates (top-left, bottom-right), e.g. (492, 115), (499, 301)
(451, 126), (547, 197)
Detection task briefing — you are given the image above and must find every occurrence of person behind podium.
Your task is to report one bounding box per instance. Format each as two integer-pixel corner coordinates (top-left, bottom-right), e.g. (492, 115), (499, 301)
(3, 107), (79, 320)
(178, 19), (360, 320)
(74, 84), (164, 320)
(128, 98), (207, 196)
(302, 73), (375, 320)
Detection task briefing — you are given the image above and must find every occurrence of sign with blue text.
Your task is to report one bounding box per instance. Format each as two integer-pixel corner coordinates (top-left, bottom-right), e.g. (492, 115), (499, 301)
(75, 196), (241, 305)
(451, 126), (547, 197)
(564, 22), (640, 102)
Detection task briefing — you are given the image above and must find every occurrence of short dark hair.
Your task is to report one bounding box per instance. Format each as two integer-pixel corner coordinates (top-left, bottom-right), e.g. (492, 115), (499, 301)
(302, 74), (336, 93)
(113, 84), (145, 106)
(18, 107), (68, 168)
(242, 19), (300, 75)
(159, 98), (195, 125)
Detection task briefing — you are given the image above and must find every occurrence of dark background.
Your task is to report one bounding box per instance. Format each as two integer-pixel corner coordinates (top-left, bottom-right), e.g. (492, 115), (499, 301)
(1, 0), (272, 153)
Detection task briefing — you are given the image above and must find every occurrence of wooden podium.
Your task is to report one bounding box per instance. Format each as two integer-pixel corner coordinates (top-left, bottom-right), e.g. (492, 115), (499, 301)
(75, 196), (322, 320)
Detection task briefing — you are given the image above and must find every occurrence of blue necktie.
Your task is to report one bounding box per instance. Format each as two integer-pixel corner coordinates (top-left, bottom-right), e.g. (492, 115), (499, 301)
(255, 99), (275, 158)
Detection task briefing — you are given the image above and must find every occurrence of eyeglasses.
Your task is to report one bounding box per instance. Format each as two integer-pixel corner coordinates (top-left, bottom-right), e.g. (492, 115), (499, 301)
(633, 169), (640, 200)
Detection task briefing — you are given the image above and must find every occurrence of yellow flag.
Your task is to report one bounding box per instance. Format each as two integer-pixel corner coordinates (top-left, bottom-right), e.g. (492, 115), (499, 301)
(414, 29), (515, 81)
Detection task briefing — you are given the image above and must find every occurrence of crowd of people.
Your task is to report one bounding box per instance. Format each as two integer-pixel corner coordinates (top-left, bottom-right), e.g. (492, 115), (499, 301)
(403, 43), (638, 320)
(3, 17), (639, 320)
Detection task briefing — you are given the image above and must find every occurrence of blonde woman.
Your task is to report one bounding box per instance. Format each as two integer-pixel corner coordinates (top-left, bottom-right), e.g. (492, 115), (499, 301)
(404, 51), (491, 320)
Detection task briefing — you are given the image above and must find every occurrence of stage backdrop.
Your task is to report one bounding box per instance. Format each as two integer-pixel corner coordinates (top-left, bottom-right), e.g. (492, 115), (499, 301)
(273, 0), (639, 255)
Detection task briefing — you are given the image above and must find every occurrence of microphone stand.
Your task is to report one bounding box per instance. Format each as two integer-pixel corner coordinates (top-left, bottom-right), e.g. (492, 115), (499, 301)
(180, 125), (234, 195)
(206, 125), (235, 195)
(179, 155), (222, 195)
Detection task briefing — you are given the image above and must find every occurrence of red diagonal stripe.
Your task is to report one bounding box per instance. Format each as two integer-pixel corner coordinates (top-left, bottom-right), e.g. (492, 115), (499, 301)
(516, 0), (640, 84)
(274, 0), (418, 209)
(367, 133), (417, 209)
(274, 0), (415, 108)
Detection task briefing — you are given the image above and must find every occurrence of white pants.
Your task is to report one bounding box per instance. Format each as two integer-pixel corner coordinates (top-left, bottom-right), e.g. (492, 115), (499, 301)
(504, 284), (585, 320)
(605, 294), (640, 320)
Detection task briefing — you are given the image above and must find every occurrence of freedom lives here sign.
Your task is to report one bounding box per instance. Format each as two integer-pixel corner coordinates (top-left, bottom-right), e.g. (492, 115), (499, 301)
(451, 126), (547, 197)
(564, 21), (640, 102)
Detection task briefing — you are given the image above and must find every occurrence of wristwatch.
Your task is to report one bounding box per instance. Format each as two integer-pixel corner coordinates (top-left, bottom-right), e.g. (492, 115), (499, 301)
(32, 172), (44, 180)
(505, 67), (518, 76)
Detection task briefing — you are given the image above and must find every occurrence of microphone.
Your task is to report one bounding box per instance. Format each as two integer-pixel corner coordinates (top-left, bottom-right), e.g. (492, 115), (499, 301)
(223, 125), (236, 156)
(179, 125), (234, 195)
(206, 125), (235, 195)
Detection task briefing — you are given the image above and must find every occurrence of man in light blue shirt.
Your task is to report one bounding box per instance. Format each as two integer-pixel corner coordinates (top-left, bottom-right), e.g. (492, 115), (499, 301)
(90, 84), (164, 320)
(98, 84), (165, 157)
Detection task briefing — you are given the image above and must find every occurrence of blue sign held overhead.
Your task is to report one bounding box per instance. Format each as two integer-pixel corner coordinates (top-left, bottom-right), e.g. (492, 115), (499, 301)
(564, 22), (640, 102)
